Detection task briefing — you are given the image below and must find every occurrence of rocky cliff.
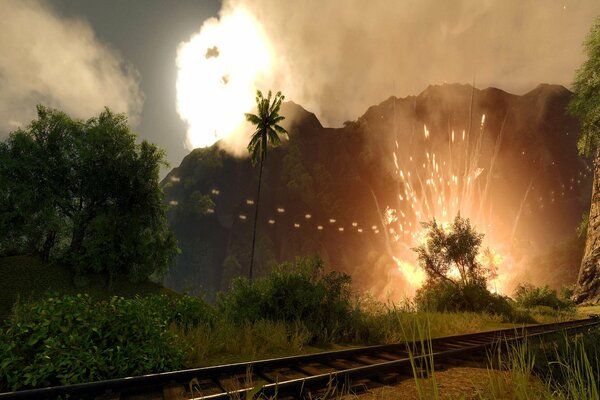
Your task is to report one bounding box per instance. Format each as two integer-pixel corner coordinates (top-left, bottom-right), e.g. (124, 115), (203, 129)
(161, 84), (591, 298)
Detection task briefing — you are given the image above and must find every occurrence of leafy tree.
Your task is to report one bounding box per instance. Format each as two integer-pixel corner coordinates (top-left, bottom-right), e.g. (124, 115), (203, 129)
(569, 16), (600, 157)
(245, 90), (288, 279)
(0, 106), (178, 282)
(413, 215), (486, 287)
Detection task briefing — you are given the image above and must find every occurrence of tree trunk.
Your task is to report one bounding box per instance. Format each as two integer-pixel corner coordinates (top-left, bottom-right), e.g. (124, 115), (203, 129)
(69, 220), (86, 257)
(249, 156), (264, 280)
(41, 230), (56, 261)
(575, 148), (600, 303)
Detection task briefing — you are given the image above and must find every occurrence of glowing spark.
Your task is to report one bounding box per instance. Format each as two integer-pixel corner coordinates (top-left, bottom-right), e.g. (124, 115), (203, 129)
(170, 176), (180, 182)
(305, 214), (312, 219)
(338, 227), (344, 232)
(277, 207), (285, 213)
(330, 218), (336, 224)
(268, 219), (275, 224)
(211, 189), (220, 195)
(207, 208), (215, 214)
(317, 225), (323, 230)
(169, 200), (178, 206)
(294, 223), (300, 228)
(246, 199), (254, 205)
(352, 222), (358, 227)
(239, 214), (247, 220)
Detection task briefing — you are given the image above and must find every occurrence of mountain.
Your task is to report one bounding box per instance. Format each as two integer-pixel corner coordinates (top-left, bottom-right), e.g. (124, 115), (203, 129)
(161, 84), (591, 298)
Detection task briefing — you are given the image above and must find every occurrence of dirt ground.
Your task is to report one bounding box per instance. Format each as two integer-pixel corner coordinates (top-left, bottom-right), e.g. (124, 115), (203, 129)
(340, 359), (509, 400)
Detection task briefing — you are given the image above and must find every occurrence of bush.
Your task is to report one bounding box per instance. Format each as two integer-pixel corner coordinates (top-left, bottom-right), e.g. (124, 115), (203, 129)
(217, 257), (359, 343)
(513, 283), (574, 311)
(139, 294), (215, 330)
(0, 294), (187, 391)
(414, 281), (517, 320)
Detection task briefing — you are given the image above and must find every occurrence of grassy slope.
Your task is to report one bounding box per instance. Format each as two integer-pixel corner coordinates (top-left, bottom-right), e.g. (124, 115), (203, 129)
(0, 255), (168, 319)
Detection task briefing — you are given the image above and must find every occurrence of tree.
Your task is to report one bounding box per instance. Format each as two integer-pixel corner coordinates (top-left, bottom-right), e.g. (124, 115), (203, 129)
(569, 16), (600, 302)
(245, 90), (288, 279)
(413, 215), (486, 287)
(0, 106), (178, 283)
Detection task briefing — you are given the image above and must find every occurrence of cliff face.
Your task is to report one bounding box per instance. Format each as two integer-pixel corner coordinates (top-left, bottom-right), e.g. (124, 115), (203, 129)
(575, 149), (600, 303)
(161, 84), (591, 298)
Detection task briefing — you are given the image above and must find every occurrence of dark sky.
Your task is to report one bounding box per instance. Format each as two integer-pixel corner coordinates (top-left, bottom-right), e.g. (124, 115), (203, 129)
(48, 0), (221, 171)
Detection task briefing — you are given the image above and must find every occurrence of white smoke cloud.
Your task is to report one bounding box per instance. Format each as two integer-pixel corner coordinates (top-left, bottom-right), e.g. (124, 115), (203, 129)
(177, 0), (600, 154)
(0, 0), (143, 134)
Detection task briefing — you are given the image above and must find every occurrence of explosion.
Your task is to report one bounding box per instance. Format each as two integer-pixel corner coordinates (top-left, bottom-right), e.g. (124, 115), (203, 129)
(385, 113), (514, 294)
(176, 7), (274, 153)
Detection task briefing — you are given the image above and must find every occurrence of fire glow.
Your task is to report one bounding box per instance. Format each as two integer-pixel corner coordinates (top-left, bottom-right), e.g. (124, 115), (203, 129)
(386, 115), (513, 294)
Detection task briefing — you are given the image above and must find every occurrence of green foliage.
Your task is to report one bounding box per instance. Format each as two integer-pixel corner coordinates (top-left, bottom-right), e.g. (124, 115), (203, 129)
(513, 283), (575, 311)
(0, 294), (191, 391)
(569, 16), (600, 157)
(217, 257), (358, 343)
(414, 280), (519, 320)
(0, 106), (178, 281)
(414, 215), (487, 287)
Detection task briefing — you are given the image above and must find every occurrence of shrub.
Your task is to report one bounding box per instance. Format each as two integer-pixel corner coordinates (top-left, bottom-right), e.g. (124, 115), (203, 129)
(513, 283), (574, 311)
(414, 281), (517, 320)
(217, 257), (358, 343)
(0, 294), (186, 391)
(140, 294), (215, 329)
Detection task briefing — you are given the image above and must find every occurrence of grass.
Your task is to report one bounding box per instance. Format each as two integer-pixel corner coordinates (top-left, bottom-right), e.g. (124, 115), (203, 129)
(175, 308), (573, 369)
(0, 255), (168, 319)
(0, 254), (590, 398)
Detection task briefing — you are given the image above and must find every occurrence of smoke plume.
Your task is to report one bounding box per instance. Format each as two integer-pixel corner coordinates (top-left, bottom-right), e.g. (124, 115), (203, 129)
(0, 0), (143, 134)
(177, 0), (600, 154)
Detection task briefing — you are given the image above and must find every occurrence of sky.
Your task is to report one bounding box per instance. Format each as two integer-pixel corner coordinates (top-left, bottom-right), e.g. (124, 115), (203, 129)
(1, 0), (600, 173)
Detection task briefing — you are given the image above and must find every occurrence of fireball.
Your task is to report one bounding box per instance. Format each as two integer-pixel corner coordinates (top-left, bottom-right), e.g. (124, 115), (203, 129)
(176, 7), (274, 151)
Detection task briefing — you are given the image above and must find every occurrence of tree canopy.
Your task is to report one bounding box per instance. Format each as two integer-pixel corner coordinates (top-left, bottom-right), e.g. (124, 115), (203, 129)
(569, 16), (600, 157)
(413, 215), (486, 287)
(0, 106), (178, 282)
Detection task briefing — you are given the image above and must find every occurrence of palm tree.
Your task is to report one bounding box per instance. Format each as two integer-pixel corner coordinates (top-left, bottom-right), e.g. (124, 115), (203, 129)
(245, 90), (288, 279)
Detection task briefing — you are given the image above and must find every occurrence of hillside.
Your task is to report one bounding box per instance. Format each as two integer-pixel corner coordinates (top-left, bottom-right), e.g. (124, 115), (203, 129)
(0, 256), (168, 319)
(161, 84), (591, 298)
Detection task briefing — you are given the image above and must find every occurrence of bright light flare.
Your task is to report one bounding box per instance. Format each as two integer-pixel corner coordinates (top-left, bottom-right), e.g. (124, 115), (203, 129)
(176, 8), (274, 150)
(393, 257), (426, 288)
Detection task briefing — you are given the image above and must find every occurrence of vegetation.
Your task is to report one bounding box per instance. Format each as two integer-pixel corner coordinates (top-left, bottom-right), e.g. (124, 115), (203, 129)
(414, 215), (487, 287)
(0, 106), (178, 283)
(513, 283), (575, 312)
(412, 215), (515, 319)
(1, 255), (578, 393)
(0, 294), (194, 391)
(0, 255), (167, 320)
(245, 90), (288, 279)
(569, 16), (600, 157)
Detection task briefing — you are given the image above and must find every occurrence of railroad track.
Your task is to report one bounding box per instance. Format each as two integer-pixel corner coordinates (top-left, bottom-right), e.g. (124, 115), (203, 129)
(2, 317), (598, 400)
